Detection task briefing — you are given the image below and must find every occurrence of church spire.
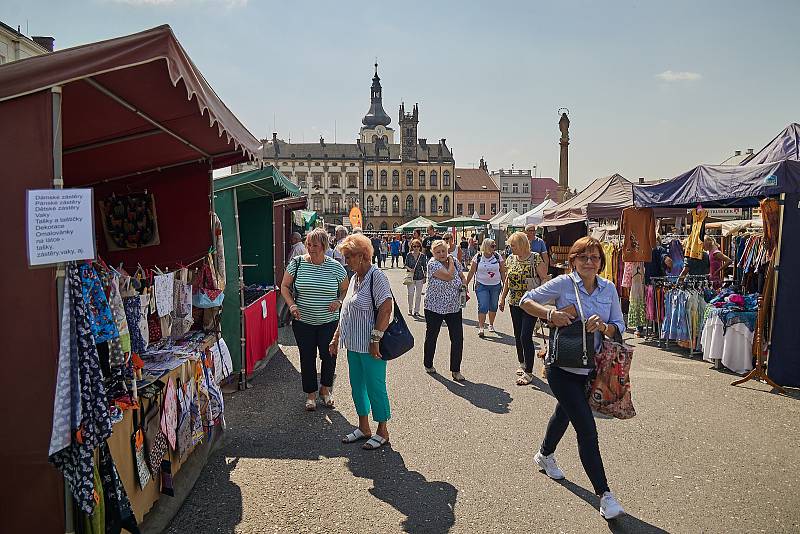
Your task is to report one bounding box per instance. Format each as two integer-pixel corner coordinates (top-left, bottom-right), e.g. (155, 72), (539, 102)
(362, 62), (391, 127)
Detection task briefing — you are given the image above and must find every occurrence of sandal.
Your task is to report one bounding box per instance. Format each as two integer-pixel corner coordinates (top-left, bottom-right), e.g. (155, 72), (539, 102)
(305, 398), (316, 411)
(320, 392), (334, 408)
(452, 371), (465, 382)
(516, 372), (534, 386)
(342, 429), (370, 443)
(362, 435), (389, 450)
(516, 366), (525, 376)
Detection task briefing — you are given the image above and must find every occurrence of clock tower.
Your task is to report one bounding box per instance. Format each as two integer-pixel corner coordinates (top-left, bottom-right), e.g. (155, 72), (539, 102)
(399, 102), (418, 162)
(360, 63), (394, 143)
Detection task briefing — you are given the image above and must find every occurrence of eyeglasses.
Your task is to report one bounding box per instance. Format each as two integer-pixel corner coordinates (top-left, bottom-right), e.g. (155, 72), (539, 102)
(412, 246), (421, 249)
(490, 244), (497, 248)
(575, 254), (602, 264)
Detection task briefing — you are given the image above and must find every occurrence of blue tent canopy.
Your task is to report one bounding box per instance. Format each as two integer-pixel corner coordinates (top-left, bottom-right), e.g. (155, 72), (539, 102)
(632, 159), (800, 208)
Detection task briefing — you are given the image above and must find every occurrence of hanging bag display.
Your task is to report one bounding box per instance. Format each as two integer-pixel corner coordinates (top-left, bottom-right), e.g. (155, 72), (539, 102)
(143, 392), (169, 474)
(545, 277), (596, 369)
(369, 271), (414, 360)
(587, 335), (636, 419)
(130, 406), (152, 488)
(192, 255), (225, 308)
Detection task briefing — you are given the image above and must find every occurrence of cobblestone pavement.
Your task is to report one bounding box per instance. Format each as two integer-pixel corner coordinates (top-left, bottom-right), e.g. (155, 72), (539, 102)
(168, 267), (800, 534)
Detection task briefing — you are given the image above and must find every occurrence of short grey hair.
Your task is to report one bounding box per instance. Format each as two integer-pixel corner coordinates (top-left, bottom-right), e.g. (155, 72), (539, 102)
(305, 227), (329, 249)
(291, 232), (302, 242)
(335, 225), (349, 239)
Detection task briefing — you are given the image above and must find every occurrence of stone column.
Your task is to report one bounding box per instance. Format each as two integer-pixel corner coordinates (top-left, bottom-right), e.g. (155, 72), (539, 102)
(558, 112), (570, 202)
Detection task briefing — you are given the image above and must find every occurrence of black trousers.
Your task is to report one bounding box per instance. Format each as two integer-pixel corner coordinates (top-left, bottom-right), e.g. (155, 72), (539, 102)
(423, 309), (464, 372)
(292, 319), (338, 394)
(373, 252), (384, 268)
(540, 366), (610, 495)
(510, 305), (536, 373)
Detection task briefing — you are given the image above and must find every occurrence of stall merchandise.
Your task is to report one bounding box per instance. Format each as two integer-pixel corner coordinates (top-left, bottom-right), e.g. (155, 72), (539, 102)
(700, 290), (759, 374)
(0, 25), (260, 533)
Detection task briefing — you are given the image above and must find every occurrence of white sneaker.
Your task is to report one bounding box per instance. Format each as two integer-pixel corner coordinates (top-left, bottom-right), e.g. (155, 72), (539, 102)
(488, 324), (495, 332)
(599, 491), (625, 520)
(534, 451), (565, 480)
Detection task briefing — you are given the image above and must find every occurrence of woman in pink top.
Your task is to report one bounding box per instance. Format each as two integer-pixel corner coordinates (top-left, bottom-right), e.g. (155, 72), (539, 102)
(704, 236), (731, 288)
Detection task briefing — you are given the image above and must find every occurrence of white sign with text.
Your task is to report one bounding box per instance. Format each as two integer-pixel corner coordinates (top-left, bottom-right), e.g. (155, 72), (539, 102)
(27, 188), (96, 266)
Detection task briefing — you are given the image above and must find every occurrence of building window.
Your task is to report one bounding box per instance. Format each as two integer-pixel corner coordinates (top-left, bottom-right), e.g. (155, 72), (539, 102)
(330, 175), (340, 188)
(392, 195), (400, 214)
(430, 171), (438, 186)
(491, 203), (497, 215)
(430, 195), (438, 214)
(523, 183), (529, 194)
(522, 203), (528, 212)
(380, 170), (387, 187)
(392, 170), (399, 187)
(313, 176), (321, 189)
(502, 203), (508, 212)
(479, 203), (486, 215)
(443, 196), (450, 214)
(419, 196), (426, 214)
(405, 195), (413, 213)
(512, 203), (518, 212)
(457, 203), (463, 215)
(366, 196), (374, 212)
(393, 222), (399, 230)
(406, 170), (413, 187)
(348, 176), (357, 188)
(512, 183), (519, 194)
(299, 176), (307, 189)
(331, 197), (340, 213)
(443, 170), (450, 186)
(380, 221), (388, 230)
(468, 203), (475, 215)
(313, 198), (322, 212)
(349, 196), (357, 208)
(502, 183), (508, 192)
(380, 195), (387, 214)
(419, 170), (426, 186)
(367, 170), (374, 187)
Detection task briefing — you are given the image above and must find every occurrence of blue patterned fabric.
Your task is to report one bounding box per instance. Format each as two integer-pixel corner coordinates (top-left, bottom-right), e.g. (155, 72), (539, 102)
(79, 263), (119, 343)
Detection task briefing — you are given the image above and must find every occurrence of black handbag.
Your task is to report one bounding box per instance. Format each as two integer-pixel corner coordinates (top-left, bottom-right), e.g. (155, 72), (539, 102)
(369, 271), (414, 360)
(545, 277), (596, 369)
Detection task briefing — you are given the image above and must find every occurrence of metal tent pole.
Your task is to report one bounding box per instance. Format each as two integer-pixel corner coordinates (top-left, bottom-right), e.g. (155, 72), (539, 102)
(232, 188), (248, 390)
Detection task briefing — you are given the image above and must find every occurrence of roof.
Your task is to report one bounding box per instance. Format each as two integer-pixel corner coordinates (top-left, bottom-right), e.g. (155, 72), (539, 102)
(267, 138), (453, 162)
(454, 168), (500, 192)
(531, 177), (560, 199)
(741, 123), (800, 165)
(0, 25), (259, 181)
(0, 20), (50, 54)
(213, 165), (301, 200)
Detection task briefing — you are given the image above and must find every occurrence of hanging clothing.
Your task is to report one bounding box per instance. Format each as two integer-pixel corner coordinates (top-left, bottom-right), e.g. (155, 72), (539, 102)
(685, 208), (707, 260)
(621, 207), (656, 262)
(628, 263), (646, 328)
(212, 213), (227, 291)
(667, 239), (684, 276)
(760, 198), (780, 254)
(599, 242), (617, 281)
(79, 263), (119, 344)
(50, 263), (113, 515)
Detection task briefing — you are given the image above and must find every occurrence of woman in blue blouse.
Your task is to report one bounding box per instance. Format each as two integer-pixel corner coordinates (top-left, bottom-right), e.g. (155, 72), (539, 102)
(519, 236), (626, 520)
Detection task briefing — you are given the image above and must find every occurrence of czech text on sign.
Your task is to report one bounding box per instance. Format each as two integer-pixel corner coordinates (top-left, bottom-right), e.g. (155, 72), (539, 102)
(27, 188), (96, 266)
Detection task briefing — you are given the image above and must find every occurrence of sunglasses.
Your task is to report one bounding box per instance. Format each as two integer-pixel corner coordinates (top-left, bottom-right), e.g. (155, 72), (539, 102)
(412, 246), (421, 249)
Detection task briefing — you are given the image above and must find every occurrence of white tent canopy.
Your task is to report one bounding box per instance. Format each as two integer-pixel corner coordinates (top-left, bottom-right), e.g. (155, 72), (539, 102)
(489, 209), (521, 229)
(512, 199), (558, 227)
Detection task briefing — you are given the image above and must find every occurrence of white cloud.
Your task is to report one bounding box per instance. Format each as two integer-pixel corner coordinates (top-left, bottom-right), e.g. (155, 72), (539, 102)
(110, 0), (247, 7)
(656, 70), (702, 82)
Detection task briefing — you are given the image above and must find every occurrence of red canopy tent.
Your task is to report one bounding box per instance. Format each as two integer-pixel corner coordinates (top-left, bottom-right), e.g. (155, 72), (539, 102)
(0, 25), (258, 533)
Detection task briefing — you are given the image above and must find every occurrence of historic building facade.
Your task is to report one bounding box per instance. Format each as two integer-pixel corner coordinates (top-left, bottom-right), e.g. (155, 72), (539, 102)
(234, 65), (455, 231)
(454, 160), (500, 220)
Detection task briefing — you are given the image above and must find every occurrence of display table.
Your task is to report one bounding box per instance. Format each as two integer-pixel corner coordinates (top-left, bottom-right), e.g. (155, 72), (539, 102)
(700, 309), (756, 374)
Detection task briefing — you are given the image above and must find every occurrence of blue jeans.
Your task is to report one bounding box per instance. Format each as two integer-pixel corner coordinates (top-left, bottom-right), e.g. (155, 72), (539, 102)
(475, 282), (501, 314)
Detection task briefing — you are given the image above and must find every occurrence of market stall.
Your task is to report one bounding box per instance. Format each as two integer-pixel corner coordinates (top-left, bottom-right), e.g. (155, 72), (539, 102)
(213, 167), (301, 386)
(633, 157), (800, 388)
(395, 216), (446, 232)
(512, 199), (558, 227)
(0, 25), (260, 533)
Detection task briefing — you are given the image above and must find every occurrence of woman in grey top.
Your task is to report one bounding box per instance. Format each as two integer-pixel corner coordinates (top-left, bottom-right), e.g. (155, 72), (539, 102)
(404, 238), (427, 316)
(330, 234), (394, 450)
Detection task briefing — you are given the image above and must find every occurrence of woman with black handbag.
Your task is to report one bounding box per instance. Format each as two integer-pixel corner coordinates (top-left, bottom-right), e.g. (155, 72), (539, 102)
(519, 236), (627, 520)
(330, 233), (394, 450)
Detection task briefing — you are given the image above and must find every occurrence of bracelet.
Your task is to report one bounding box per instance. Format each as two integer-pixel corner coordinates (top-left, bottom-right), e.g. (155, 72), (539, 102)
(547, 308), (554, 322)
(289, 304), (298, 311)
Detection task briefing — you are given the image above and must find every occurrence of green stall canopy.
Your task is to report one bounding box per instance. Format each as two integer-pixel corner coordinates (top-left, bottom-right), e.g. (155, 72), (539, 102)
(213, 166), (300, 377)
(395, 216), (446, 232)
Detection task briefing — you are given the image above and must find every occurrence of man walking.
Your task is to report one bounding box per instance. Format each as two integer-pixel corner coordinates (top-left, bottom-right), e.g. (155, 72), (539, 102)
(390, 236), (402, 268)
(422, 225), (440, 259)
(371, 234), (384, 268)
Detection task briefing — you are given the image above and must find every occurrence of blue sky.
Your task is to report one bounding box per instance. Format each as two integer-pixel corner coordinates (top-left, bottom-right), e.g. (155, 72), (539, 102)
(4, 0), (799, 187)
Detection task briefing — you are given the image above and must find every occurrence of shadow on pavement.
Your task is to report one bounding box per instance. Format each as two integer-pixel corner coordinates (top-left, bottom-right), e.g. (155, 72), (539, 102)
(430, 373), (512, 414)
(555, 479), (670, 533)
(173, 348), (457, 534)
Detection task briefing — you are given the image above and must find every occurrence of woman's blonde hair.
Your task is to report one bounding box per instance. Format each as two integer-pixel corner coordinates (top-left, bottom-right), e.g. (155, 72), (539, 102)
(305, 227), (330, 250)
(507, 231), (530, 253)
(338, 234), (373, 262)
(704, 236), (718, 248)
(430, 239), (448, 253)
(410, 238), (423, 249)
(480, 238), (496, 255)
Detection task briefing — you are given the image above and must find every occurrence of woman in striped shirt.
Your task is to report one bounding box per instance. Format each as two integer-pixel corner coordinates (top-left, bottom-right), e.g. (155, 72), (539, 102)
(330, 234), (394, 450)
(281, 228), (348, 411)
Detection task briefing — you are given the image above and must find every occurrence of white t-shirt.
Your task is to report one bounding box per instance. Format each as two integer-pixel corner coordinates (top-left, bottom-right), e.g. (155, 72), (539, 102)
(474, 252), (503, 286)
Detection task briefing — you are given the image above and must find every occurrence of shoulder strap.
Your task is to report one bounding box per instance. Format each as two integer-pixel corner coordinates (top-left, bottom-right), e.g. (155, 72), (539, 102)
(569, 276), (588, 358)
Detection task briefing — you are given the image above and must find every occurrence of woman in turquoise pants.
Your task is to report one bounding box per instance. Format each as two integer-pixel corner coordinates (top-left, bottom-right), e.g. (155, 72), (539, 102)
(330, 233), (394, 450)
